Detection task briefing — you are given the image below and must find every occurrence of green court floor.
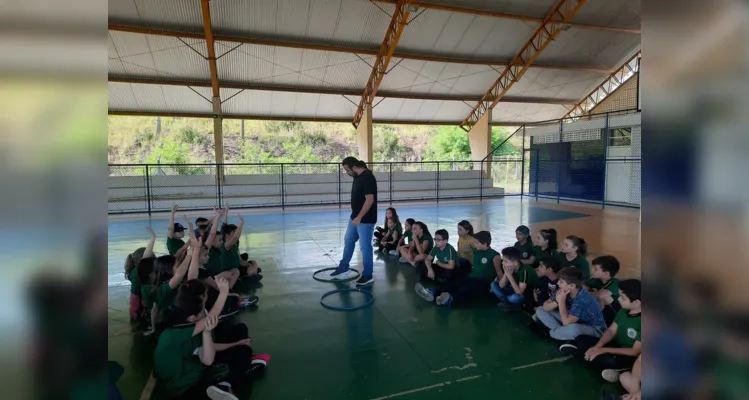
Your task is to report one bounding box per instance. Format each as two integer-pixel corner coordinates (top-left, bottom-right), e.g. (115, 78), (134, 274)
(108, 200), (619, 399)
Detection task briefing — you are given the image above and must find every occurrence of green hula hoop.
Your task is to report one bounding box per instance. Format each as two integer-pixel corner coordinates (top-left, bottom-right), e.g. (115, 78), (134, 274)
(312, 267), (360, 283)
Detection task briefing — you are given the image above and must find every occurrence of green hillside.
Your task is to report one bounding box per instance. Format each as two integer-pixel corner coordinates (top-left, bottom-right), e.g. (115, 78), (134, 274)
(108, 116), (521, 165)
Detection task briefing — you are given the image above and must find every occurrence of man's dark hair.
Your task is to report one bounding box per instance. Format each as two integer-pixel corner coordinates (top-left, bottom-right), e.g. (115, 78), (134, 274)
(592, 255), (620, 277)
(557, 267), (584, 288)
(538, 256), (562, 273)
(342, 156), (366, 169)
(434, 229), (448, 240)
(619, 279), (641, 302)
(501, 247), (522, 263)
(473, 231), (491, 246)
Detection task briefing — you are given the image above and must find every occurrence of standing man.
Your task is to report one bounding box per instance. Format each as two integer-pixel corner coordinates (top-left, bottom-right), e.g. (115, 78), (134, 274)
(329, 156), (377, 286)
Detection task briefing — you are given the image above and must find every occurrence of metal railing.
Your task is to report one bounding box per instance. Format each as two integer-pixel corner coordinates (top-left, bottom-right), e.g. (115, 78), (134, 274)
(108, 160), (519, 215)
(108, 108), (641, 215)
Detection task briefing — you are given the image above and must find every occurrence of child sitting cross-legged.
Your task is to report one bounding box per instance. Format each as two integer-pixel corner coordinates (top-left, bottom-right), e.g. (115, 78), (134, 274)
(531, 267), (607, 341)
(153, 277), (270, 400)
(420, 229), (459, 283)
(393, 218), (415, 257)
(414, 231), (501, 307)
(560, 279), (642, 384)
(586, 255), (621, 326)
(491, 247), (537, 312)
(532, 256), (562, 307)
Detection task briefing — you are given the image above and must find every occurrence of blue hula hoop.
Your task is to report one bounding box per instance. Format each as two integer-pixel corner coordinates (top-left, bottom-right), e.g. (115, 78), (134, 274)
(320, 288), (375, 311)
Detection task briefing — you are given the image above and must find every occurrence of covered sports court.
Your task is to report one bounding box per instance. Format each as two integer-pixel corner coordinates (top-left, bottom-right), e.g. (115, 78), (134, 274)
(107, 0), (641, 399)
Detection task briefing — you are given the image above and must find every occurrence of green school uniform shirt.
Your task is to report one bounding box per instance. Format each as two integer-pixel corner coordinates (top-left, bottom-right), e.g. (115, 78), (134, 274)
(586, 278), (620, 300)
(154, 326), (205, 397)
(141, 284), (155, 309)
(416, 233), (434, 254)
(512, 264), (539, 289)
(429, 243), (458, 266)
(558, 253), (591, 280)
(613, 309), (641, 348)
(470, 248), (500, 281)
(156, 282), (178, 309)
(166, 237), (186, 256)
(220, 243), (241, 272)
(531, 245), (556, 267)
(514, 239), (534, 261)
(404, 230), (413, 243)
(387, 224), (403, 242)
(129, 268), (141, 295)
(203, 247), (223, 276)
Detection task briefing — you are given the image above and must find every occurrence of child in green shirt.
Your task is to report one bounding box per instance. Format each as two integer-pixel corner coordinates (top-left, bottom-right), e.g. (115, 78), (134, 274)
(394, 218), (415, 256)
(153, 278), (269, 399)
(558, 235), (591, 280)
(166, 204), (186, 255)
(560, 279), (642, 384)
(514, 225), (534, 265)
(377, 216), (402, 253)
(399, 221), (434, 267)
(421, 229), (459, 283)
(492, 247), (538, 312)
(586, 255), (621, 326)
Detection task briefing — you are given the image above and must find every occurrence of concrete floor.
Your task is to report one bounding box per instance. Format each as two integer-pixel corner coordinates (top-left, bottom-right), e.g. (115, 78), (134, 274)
(108, 198), (641, 400)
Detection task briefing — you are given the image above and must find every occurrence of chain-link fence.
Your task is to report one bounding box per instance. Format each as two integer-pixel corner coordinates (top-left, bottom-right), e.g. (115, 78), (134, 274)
(109, 110), (641, 214)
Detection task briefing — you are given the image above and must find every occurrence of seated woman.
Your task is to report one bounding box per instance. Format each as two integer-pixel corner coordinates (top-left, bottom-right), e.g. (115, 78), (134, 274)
(377, 216), (401, 253)
(398, 221), (434, 267)
(420, 229), (459, 283)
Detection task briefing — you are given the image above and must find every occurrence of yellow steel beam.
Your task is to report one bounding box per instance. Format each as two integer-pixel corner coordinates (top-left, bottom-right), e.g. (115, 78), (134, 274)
(352, 0), (411, 128)
(200, 0), (224, 168)
(563, 51), (640, 121)
(372, 0), (640, 35)
(459, 0), (588, 131)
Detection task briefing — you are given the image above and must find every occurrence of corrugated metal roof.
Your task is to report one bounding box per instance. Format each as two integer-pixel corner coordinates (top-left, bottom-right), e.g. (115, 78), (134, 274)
(109, 31), (210, 80)
(107, 0), (640, 123)
(109, 82), (213, 113)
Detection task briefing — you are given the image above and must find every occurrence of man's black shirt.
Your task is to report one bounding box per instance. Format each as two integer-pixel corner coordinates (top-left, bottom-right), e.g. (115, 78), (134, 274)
(350, 169), (378, 224)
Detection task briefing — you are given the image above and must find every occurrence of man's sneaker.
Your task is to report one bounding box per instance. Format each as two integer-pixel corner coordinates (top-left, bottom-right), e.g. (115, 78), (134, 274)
(601, 369), (622, 383)
(207, 382), (238, 400)
(389, 250), (398, 256)
(559, 343), (580, 357)
(414, 282), (435, 302)
(329, 269), (356, 280)
(356, 275), (374, 286)
(435, 292), (453, 306)
(238, 296), (259, 308)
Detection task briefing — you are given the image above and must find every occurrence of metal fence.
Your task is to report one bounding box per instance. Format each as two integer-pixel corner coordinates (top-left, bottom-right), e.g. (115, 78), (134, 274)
(108, 109), (641, 215)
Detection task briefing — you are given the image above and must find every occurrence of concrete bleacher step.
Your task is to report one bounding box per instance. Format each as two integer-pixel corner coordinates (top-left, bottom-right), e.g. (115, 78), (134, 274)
(108, 170), (505, 213)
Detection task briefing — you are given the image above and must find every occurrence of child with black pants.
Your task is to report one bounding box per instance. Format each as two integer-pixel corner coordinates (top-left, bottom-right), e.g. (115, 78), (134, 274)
(533, 256), (561, 307)
(377, 217), (402, 253)
(560, 279), (641, 384)
(414, 231), (501, 307)
(586, 255), (622, 326)
(419, 229), (459, 283)
(154, 278), (269, 400)
(374, 207), (398, 243)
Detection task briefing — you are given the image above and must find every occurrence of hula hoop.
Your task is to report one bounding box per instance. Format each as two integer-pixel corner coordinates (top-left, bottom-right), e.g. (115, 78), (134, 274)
(320, 288), (375, 311)
(312, 267), (360, 283)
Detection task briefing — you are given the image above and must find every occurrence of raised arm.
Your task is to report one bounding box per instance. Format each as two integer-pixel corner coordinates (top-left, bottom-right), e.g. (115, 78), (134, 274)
(144, 226), (157, 258)
(205, 208), (222, 248)
(168, 250), (191, 289)
(225, 214), (244, 249)
(167, 204), (177, 238)
(187, 237), (203, 281)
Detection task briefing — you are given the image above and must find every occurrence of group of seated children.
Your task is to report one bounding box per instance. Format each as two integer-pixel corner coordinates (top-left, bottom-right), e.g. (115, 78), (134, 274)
(372, 208), (641, 399)
(123, 203), (269, 400)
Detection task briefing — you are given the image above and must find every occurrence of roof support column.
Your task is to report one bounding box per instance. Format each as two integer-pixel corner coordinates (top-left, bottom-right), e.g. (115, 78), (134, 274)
(468, 109), (492, 178)
(212, 96), (224, 176)
(356, 102), (373, 165)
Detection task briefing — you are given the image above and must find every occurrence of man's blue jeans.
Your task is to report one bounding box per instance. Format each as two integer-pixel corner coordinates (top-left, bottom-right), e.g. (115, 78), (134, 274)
(338, 218), (375, 277)
(490, 281), (525, 305)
